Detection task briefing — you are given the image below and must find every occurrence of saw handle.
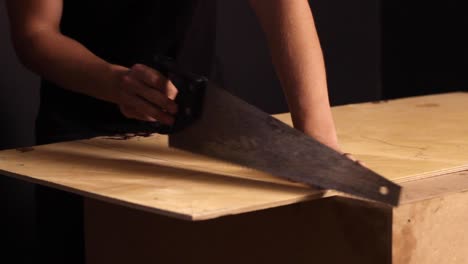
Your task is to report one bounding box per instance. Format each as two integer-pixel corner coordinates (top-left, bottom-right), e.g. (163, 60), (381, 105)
(147, 55), (207, 134)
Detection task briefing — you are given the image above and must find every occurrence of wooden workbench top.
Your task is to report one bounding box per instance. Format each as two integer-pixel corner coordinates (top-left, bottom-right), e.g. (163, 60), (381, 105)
(1, 92), (468, 220)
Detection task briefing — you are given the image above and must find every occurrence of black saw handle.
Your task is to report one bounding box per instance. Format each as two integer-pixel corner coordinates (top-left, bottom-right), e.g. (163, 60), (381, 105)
(147, 55), (207, 134)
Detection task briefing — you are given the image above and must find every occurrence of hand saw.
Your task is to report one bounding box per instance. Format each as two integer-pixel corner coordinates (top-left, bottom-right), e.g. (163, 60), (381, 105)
(149, 55), (401, 206)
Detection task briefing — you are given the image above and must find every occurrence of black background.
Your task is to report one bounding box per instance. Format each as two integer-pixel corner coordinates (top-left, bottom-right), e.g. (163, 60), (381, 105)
(1, 1), (468, 262)
(383, 0), (468, 98)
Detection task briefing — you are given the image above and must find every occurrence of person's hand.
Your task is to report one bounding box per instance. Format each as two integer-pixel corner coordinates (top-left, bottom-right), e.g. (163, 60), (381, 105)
(341, 152), (366, 167)
(113, 64), (178, 125)
(306, 130), (366, 167)
(314, 135), (366, 167)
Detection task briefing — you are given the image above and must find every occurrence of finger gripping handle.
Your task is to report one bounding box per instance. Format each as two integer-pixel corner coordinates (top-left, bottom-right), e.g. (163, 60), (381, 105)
(149, 55), (207, 134)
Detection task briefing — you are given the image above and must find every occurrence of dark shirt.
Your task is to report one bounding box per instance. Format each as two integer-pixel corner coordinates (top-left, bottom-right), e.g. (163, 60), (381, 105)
(36, 0), (214, 144)
(34, 2), (216, 263)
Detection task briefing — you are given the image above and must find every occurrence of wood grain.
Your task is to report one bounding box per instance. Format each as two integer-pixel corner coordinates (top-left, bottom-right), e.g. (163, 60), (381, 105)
(1, 92), (468, 220)
(169, 82), (400, 205)
(393, 189), (468, 264)
(278, 92), (468, 181)
(0, 138), (321, 220)
(85, 197), (391, 264)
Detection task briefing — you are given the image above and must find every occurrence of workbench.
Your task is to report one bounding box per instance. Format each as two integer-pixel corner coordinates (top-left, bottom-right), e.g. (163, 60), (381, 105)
(1, 92), (468, 263)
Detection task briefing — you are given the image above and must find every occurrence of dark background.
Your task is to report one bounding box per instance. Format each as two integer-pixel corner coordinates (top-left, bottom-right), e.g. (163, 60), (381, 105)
(382, 0), (468, 98)
(1, 0), (467, 262)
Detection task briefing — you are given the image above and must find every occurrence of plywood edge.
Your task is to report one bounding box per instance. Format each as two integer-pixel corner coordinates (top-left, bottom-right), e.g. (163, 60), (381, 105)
(190, 191), (327, 221)
(398, 169), (468, 205)
(394, 164), (468, 183)
(321, 169), (468, 207)
(0, 167), (328, 221)
(393, 186), (468, 264)
(0, 169), (195, 220)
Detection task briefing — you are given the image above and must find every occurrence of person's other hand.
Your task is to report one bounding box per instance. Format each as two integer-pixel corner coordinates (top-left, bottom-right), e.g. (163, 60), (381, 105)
(113, 64), (178, 125)
(341, 152), (367, 167)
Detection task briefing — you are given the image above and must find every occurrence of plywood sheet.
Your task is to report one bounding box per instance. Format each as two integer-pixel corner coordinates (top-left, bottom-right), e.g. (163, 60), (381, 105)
(277, 92), (468, 182)
(1, 92), (468, 220)
(0, 138), (320, 220)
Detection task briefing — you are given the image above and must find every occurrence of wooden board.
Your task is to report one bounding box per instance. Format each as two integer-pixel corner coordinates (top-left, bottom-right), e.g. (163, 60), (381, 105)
(0, 139), (320, 220)
(85, 196), (392, 264)
(85, 170), (468, 264)
(277, 92), (468, 182)
(393, 180), (468, 264)
(84, 169), (468, 264)
(1, 92), (468, 220)
(320, 92), (468, 182)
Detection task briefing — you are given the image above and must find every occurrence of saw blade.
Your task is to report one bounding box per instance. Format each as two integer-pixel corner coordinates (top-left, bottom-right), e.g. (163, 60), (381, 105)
(169, 81), (401, 206)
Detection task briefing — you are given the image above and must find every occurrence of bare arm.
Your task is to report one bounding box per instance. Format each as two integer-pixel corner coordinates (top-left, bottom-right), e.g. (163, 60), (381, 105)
(249, 0), (340, 151)
(6, 0), (177, 124)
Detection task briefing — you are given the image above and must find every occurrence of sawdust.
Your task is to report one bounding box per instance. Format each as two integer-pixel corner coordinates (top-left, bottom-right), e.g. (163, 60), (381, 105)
(103, 132), (153, 140)
(16, 147), (35, 153)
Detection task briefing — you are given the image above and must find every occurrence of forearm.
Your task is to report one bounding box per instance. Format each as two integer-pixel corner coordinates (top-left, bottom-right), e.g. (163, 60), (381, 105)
(7, 0), (179, 125)
(249, 0), (338, 149)
(12, 29), (125, 104)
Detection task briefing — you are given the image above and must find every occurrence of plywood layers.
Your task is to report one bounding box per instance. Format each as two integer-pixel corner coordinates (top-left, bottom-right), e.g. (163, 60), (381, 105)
(1, 92), (468, 220)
